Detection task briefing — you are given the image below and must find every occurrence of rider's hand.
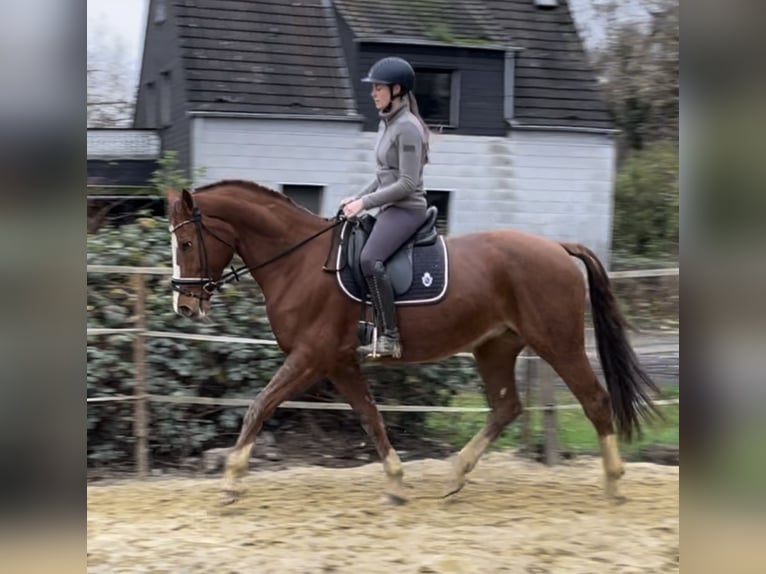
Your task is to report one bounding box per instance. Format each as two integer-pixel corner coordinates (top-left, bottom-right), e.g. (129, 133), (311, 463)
(342, 199), (365, 219)
(339, 196), (355, 208)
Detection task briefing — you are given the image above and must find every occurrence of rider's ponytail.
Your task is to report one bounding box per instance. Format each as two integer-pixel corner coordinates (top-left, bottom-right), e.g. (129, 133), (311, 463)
(407, 91), (430, 164)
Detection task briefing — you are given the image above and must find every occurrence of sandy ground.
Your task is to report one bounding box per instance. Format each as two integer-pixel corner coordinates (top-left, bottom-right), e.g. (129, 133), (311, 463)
(87, 453), (678, 573)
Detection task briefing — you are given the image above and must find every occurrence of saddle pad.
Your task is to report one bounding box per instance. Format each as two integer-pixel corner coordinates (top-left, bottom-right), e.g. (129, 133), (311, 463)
(337, 234), (449, 306)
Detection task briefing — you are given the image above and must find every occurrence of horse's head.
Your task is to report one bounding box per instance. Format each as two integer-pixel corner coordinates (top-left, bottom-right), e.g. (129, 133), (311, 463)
(166, 188), (236, 319)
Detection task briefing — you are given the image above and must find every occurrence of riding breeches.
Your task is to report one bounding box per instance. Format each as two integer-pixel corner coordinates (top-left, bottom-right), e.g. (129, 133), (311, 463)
(359, 205), (428, 276)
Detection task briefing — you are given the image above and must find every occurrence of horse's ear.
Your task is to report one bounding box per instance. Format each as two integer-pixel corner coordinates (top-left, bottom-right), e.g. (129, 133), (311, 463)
(181, 188), (195, 213)
(165, 187), (180, 217)
(165, 187), (180, 204)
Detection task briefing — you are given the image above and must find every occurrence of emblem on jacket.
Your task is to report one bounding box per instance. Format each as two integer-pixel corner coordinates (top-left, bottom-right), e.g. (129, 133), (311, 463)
(421, 272), (433, 287)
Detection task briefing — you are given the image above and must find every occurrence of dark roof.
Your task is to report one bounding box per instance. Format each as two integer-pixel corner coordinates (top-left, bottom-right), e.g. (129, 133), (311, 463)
(333, 0), (612, 130)
(487, 0), (613, 129)
(173, 0), (357, 117)
(168, 0), (611, 130)
(331, 0), (507, 48)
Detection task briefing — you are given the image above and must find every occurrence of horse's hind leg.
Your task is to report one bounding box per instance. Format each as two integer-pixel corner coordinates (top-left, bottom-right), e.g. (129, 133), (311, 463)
(539, 348), (626, 501)
(445, 330), (526, 497)
(330, 362), (407, 505)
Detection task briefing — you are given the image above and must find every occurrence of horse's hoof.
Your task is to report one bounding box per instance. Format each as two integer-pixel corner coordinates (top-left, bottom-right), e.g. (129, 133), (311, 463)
(609, 494), (628, 506)
(385, 491), (409, 506)
(604, 477), (627, 505)
(442, 477), (466, 499)
(220, 490), (239, 506)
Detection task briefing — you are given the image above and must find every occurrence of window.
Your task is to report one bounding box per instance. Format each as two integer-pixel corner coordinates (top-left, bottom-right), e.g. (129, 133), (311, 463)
(144, 82), (156, 128)
(414, 69), (460, 128)
(426, 190), (450, 235)
(159, 72), (171, 127)
(281, 184), (324, 214)
(154, 0), (167, 24)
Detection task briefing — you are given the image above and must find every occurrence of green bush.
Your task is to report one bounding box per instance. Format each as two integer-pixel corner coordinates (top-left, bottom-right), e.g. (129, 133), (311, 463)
(87, 216), (470, 467)
(612, 141), (678, 259)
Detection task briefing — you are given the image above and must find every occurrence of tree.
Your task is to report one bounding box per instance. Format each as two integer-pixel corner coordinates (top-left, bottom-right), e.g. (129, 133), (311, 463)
(575, 1), (679, 262)
(612, 141), (678, 258)
(87, 17), (136, 127)
(584, 0), (679, 156)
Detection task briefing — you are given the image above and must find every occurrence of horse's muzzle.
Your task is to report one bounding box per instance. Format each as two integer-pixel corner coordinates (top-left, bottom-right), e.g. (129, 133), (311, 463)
(177, 304), (196, 319)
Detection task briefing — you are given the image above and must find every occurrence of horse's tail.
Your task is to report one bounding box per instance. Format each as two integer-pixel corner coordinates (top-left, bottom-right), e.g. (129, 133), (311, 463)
(560, 242), (662, 442)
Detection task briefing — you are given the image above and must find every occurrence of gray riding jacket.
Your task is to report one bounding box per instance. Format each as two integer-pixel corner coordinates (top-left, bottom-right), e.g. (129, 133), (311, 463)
(354, 100), (428, 211)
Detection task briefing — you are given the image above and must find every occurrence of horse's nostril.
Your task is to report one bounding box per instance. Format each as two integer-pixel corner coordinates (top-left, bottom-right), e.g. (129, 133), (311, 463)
(178, 305), (194, 318)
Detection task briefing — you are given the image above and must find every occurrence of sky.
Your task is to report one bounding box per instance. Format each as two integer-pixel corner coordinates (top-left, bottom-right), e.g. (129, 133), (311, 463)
(86, 0), (649, 100)
(87, 0), (149, 83)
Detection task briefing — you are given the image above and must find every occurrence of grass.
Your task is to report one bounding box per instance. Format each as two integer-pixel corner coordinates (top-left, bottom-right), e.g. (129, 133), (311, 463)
(425, 384), (679, 459)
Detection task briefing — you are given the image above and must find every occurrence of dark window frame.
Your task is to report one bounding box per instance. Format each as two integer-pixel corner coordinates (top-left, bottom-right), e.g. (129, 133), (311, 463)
(154, 0), (167, 24)
(159, 72), (171, 128)
(414, 68), (460, 129)
(280, 183), (324, 215)
(144, 81), (157, 128)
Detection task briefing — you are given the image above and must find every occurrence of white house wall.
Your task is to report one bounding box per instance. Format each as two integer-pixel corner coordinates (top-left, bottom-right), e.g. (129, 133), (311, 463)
(191, 118), (615, 265)
(505, 130), (616, 264)
(191, 117), (372, 213)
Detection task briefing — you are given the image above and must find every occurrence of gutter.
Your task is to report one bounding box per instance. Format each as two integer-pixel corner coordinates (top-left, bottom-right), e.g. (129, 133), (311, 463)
(508, 121), (620, 135)
(187, 111), (365, 122)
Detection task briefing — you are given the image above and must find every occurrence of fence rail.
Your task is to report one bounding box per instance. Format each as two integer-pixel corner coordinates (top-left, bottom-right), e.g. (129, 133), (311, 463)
(87, 263), (678, 476)
(86, 392), (679, 412)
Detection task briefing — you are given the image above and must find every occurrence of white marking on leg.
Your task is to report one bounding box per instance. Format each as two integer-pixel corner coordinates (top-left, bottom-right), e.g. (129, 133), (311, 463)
(170, 225), (180, 314)
(599, 434), (623, 475)
(500, 387), (507, 398)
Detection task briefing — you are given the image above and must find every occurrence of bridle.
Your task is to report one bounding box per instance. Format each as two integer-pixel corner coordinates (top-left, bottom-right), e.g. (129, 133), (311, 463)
(170, 207), (232, 300)
(170, 206), (345, 301)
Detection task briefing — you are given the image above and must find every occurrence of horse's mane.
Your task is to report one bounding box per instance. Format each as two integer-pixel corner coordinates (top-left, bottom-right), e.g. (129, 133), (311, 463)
(193, 179), (331, 220)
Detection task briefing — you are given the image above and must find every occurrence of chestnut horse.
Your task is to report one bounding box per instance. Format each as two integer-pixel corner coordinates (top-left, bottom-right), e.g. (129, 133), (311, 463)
(166, 180), (659, 506)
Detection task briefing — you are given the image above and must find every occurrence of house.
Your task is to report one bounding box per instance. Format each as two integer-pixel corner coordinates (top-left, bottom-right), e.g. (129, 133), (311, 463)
(87, 128), (163, 231)
(134, 0), (616, 263)
(87, 128), (161, 193)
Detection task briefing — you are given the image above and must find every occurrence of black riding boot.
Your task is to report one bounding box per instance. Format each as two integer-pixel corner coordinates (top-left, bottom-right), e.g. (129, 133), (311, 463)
(358, 261), (402, 359)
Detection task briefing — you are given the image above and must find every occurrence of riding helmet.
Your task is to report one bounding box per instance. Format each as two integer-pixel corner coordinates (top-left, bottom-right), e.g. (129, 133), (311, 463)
(361, 57), (415, 92)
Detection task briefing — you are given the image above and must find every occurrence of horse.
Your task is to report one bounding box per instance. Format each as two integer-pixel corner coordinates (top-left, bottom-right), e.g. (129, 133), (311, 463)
(165, 180), (660, 506)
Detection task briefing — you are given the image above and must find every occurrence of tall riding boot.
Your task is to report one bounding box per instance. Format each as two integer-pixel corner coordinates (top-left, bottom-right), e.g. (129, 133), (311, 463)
(357, 261), (402, 359)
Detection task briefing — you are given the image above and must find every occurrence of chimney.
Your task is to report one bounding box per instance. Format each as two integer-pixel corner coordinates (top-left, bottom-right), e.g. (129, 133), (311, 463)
(534, 0), (559, 7)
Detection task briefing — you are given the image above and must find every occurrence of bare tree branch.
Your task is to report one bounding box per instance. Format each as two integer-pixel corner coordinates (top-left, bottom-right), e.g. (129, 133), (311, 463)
(87, 19), (137, 127)
(586, 0), (678, 156)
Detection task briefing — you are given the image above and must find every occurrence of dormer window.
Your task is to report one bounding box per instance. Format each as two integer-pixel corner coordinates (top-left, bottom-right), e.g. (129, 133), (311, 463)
(414, 69), (460, 129)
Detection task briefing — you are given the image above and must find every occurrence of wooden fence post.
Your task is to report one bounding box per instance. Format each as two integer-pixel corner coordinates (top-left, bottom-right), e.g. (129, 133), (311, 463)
(519, 349), (533, 450)
(133, 273), (149, 478)
(540, 361), (560, 466)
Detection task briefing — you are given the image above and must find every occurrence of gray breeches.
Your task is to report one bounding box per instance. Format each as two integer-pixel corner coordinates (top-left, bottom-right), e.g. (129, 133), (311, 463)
(359, 205), (428, 276)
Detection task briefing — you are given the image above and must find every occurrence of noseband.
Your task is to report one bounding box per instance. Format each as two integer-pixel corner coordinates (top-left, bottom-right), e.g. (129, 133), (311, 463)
(170, 206), (345, 301)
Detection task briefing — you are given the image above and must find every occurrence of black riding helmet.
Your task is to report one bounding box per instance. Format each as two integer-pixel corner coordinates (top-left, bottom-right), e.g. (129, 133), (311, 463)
(361, 57), (415, 94)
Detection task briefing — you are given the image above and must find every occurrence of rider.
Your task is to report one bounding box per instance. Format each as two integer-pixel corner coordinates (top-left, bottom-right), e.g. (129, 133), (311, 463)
(340, 56), (430, 359)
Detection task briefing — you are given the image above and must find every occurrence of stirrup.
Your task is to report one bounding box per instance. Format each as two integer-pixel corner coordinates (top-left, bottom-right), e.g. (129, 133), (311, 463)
(358, 330), (402, 360)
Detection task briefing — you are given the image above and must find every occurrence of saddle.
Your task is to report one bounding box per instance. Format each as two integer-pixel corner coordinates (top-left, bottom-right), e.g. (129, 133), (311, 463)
(330, 205), (449, 306)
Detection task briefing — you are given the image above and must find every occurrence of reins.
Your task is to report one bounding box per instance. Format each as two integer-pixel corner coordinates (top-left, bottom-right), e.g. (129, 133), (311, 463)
(170, 207), (346, 298)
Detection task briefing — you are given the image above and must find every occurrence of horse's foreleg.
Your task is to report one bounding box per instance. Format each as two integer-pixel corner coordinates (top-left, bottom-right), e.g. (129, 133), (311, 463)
(446, 332), (525, 497)
(330, 363), (407, 505)
(222, 353), (320, 505)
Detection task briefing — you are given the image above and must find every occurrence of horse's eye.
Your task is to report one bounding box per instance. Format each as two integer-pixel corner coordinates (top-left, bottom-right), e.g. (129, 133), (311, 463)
(181, 241), (193, 251)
